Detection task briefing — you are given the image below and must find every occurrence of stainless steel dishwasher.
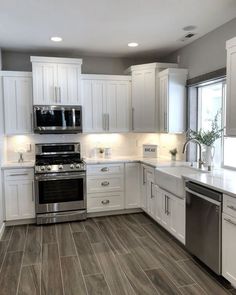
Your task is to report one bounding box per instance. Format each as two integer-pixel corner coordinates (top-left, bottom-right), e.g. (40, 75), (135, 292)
(185, 181), (222, 275)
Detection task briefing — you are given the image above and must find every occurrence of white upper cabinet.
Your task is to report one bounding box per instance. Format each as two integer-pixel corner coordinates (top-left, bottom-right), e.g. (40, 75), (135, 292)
(158, 68), (188, 134)
(1, 71), (33, 135)
(81, 75), (131, 133)
(31, 56), (82, 105)
(226, 37), (236, 136)
(127, 62), (178, 132)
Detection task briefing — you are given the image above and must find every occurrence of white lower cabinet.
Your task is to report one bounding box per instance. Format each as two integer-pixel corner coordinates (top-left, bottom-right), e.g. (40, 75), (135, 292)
(146, 169), (155, 218)
(4, 169), (35, 221)
(153, 186), (185, 244)
(222, 209), (236, 287)
(140, 164), (154, 212)
(87, 163), (125, 213)
(125, 163), (140, 209)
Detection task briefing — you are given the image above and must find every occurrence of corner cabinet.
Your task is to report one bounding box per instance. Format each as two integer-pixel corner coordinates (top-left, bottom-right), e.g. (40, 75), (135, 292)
(226, 37), (236, 136)
(30, 56), (82, 105)
(81, 75), (131, 133)
(1, 71), (33, 135)
(3, 168), (35, 221)
(158, 68), (188, 133)
(125, 162), (140, 209)
(126, 62), (178, 132)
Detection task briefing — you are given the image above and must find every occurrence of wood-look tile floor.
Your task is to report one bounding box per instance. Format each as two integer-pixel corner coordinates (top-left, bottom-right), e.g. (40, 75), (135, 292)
(0, 213), (235, 295)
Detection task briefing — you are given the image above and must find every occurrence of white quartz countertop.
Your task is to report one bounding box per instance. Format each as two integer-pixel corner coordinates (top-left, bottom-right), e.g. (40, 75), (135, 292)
(84, 156), (184, 168)
(1, 161), (35, 169)
(2, 156), (236, 198)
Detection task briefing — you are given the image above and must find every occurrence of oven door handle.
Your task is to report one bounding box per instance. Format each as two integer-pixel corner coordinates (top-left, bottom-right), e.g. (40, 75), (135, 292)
(35, 174), (85, 181)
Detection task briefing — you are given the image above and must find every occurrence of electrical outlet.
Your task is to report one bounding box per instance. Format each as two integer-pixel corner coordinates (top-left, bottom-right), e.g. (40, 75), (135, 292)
(26, 143), (32, 153)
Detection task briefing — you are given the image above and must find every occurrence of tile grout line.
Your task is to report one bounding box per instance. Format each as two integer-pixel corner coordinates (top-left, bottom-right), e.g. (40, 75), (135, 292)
(88, 220), (113, 295)
(39, 225), (42, 295)
(69, 222), (89, 295)
(16, 224), (29, 295)
(95, 219), (142, 295)
(0, 226), (14, 275)
(55, 224), (65, 295)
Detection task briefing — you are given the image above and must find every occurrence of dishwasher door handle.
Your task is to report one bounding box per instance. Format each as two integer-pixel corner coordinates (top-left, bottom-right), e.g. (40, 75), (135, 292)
(185, 188), (221, 206)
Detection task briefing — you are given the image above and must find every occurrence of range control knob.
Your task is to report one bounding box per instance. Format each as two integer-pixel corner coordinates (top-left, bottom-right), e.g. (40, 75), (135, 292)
(40, 166), (45, 171)
(46, 165), (52, 171)
(75, 163), (81, 169)
(70, 164), (75, 169)
(58, 165), (63, 170)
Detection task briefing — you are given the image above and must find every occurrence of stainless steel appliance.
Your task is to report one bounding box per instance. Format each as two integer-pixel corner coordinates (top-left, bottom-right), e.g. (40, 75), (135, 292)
(33, 105), (82, 134)
(35, 143), (86, 224)
(185, 181), (222, 274)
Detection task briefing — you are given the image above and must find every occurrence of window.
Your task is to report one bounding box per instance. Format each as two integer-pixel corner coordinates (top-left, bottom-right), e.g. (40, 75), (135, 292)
(197, 82), (224, 168)
(197, 80), (236, 169)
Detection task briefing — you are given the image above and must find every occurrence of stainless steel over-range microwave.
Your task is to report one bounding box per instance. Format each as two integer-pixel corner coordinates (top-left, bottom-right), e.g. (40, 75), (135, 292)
(33, 105), (82, 134)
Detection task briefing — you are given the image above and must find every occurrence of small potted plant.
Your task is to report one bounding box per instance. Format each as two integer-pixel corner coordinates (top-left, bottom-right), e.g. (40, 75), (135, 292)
(188, 110), (224, 168)
(169, 148), (178, 161)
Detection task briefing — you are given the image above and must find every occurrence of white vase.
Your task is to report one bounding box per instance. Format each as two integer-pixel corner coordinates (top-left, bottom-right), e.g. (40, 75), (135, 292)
(202, 145), (215, 169)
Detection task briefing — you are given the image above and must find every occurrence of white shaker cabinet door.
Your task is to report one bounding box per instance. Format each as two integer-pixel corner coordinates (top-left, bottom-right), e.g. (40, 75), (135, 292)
(106, 80), (130, 132)
(125, 163), (140, 209)
(82, 79), (105, 133)
(3, 75), (32, 135)
(20, 180), (35, 219)
(169, 194), (185, 244)
(32, 62), (58, 105)
(222, 213), (236, 287)
(5, 182), (21, 220)
(131, 69), (156, 132)
(57, 64), (81, 105)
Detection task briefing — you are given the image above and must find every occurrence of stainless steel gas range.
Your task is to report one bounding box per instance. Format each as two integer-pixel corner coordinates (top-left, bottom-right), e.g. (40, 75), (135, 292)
(34, 143), (86, 224)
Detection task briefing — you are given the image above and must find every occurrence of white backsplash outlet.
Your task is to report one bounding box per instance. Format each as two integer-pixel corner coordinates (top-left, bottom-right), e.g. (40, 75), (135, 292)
(5, 133), (186, 162)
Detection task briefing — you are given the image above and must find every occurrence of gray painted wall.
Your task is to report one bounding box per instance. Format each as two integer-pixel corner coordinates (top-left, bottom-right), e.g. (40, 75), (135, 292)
(1, 50), (153, 74)
(163, 18), (236, 79)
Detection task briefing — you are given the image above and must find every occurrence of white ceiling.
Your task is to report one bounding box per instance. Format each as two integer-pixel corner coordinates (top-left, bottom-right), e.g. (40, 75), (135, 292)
(0, 0), (236, 57)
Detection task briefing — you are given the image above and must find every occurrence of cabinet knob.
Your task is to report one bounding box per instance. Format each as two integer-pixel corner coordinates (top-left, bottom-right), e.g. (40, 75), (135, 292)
(101, 181), (110, 186)
(101, 200), (110, 205)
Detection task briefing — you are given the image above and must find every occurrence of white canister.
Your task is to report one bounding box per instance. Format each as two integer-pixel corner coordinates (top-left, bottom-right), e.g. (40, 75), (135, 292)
(104, 148), (112, 158)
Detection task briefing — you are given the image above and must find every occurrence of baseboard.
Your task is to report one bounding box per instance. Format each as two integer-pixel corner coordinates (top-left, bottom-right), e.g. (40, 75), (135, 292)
(0, 222), (5, 239)
(87, 208), (142, 218)
(5, 218), (36, 226)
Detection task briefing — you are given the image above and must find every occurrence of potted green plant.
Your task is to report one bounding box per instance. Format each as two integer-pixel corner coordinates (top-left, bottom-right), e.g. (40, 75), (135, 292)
(169, 148), (178, 161)
(188, 110), (224, 168)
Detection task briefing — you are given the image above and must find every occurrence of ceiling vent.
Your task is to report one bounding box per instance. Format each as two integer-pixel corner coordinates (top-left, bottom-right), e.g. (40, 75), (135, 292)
(179, 33), (196, 42)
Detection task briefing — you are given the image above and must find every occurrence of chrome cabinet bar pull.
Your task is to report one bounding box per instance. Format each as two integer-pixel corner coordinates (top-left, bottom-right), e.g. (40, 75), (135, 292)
(151, 182), (154, 198)
(32, 181), (34, 201)
(227, 205), (236, 211)
(224, 218), (236, 226)
(59, 87), (62, 103)
(166, 196), (170, 215)
(9, 173), (28, 176)
(164, 195), (167, 214)
(101, 167), (109, 172)
(101, 181), (109, 186)
(143, 167), (146, 184)
(132, 108), (134, 130)
(101, 200), (110, 205)
(107, 114), (109, 131)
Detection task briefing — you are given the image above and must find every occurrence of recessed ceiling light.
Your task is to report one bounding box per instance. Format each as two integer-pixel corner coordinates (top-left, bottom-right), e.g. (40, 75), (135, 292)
(128, 42), (139, 47)
(50, 36), (63, 42)
(182, 25), (197, 31)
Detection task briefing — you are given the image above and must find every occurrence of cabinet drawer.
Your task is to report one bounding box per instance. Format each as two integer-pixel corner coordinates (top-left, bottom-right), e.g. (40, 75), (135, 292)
(4, 169), (34, 181)
(87, 176), (123, 193)
(223, 194), (236, 218)
(87, 192), (124, 213)
(87, 164), (124, 176)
